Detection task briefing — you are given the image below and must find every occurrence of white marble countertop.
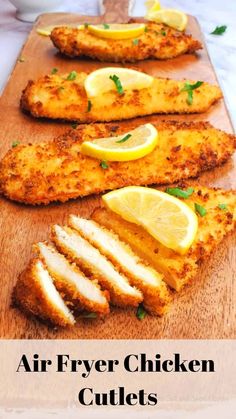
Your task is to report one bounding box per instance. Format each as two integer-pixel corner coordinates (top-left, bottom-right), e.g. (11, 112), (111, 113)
(0, 0), (235, 128)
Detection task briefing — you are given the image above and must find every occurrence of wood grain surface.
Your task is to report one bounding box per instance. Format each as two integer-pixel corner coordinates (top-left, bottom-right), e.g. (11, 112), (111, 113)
(0, 1), (235, 339)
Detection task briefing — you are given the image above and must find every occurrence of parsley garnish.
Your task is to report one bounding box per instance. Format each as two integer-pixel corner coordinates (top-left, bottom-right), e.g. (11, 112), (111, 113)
(144, 26), (148, 32)
(218, 203), (227, 210)
(84, 22), (89, 28)
(109, 74), (124, 95)
(180, 81), (203, 105)
(66, 70), (77, 81)
(87, 100), (92, 112)
(211, 25), (227, 35)
(51, 67), (58, 74)
(195, 203), (207, 217)
(80, 312), (97, 319)
(100, 160), (109, 169)
(166, 187), (194, 199)
(133, 38), (139, 45)
(103, 23), (110, 29)
(161, 30), (166, 36)
(71, 123), (78, 129)
(12, 141), (20, 148)
(116, 133), (132, 143)
(136, 304), (147, 321)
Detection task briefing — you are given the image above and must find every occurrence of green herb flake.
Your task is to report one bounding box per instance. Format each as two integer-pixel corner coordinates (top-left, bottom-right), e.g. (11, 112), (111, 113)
(51, 67), (58, 74)
(195, 203), (207, 217)
(109, 74), (124, 95)
(12, 141), (20, 148)
(218, 203), (228, 210)
(136, 304), (147, 321)
(84, 22), (89, 28)
(66, 70), (77, 81)
(103, 23), (110, 29)
(211, 25), (227, 35)
(180, 81), (204, 105)
(100, 160), (109, 169)
(144, 26), (148, 32)
(133, 38), (139, 45)
(18, 56), (25, 63)
(161, 30), (166, 36)
(116, 133), (132, 144)
(166, 187), (194, 199)
(87, 100), (92, 112)
(80, 312), (97, 319)
(71, 123), (78, 129)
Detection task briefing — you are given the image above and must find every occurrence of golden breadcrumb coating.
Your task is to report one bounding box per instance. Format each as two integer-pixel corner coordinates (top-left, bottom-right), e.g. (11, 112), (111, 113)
(92, 185), (236, 291)
(14, 259), (75, 326)
(69, 216), (170, 315)
(51, 225), (143, 308)
(0, 120), (234, 205)
(20, 71), (222, 122)
(50, 21), (202, 62)
(35, 242), (110, 314)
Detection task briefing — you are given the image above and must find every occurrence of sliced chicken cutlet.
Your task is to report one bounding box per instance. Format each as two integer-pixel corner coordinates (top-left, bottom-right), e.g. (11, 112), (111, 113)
(1, 120), (235, 206)
(51, 225), (143, 307)
(92, 185), (236, 291)
(20, 71), (221, 122)
(34, 242), (109, 315)
(50, 22), (202, 62)
(14, 259), (75, 326)
(69, 216), (169, 315)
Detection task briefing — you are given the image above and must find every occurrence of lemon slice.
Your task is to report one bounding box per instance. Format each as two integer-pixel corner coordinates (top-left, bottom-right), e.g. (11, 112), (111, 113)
(145, 0), (161, 13)
(81, 124), (158, 162)
(102, 186), (198, 254)
(87, 23), (146, 40)
(146, 9), (188, 31)
(84, 67), (154, 97)
(37, 25), (59, 36)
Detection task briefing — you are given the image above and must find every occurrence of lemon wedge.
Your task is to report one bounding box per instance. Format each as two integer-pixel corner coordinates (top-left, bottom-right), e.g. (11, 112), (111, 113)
(37, 25), (59, 36)
(84, 67), (154, 97)
(145, 0), (161, 13)
(146, 9), (188, 31)
(81, 124), (158, 162)
(87, 23), (146, 40)
(102, 186), (198, 254)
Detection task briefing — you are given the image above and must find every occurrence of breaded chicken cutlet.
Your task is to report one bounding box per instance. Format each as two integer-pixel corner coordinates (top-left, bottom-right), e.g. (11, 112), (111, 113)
(0, 120), (235, 205)
(50, 21), (202, 62)
(20, 71), (222, 122)
(92, 185), (236, 291)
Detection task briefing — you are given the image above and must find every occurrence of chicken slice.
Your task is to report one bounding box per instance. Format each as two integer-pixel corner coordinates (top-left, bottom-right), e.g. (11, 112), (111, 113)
(14, 259), (75, 326)
(51, 225), (143, 307)
(35, 242), (109, 315)
(69, 215), (169, 315)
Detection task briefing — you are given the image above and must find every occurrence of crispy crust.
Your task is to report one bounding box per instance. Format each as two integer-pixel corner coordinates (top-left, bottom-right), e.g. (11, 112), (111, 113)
(20, 71), (222, 122)
(13, 259), (75, 326)
(35, 242), (110, 315)
(50, 22), (202, 62)
(1, 120), (234, 205)
(51, 225), (143, 308)
(69, 216), (170, 315)
(92, 185), (236, 291)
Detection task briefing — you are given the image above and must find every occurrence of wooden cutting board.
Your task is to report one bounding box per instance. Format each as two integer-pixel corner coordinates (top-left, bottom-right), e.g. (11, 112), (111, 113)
(0, 0), (235, 339)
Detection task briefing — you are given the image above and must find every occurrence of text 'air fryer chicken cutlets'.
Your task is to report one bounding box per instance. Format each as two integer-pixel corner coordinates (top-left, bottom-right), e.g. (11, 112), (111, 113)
(0, 121), (235, 205)
(50, 21), (202, 62)
(20, 70), (222, 123)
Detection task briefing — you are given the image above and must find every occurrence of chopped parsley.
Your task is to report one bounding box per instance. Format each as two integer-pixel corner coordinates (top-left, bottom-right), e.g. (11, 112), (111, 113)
(161, 30), (166, 36)
(211, 25), (227, 35)
(100, 160), (109, 169)
(180, 81), (203, 105)
(80, 312), (97, 319)
(218, 203), (228, 210)
(84, 22), (89, 28)
(109, 74), (124, 95)
(87, 100), (92, 112)
(136, 304), (147, 321)
(66, 70), (77, 81)
(12, 141), (20, 148)
(166, 187), (194, 199)
(103, 23), (110, 29)
(51, 67), (58, 74)
(195, 203), (207, 217)
(133, 38), (139, 45)
(71, 123), (78, 129)
(18, 56), (25, 63)
(116, 133), (132, 143)
(144, 26), (148, 32)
